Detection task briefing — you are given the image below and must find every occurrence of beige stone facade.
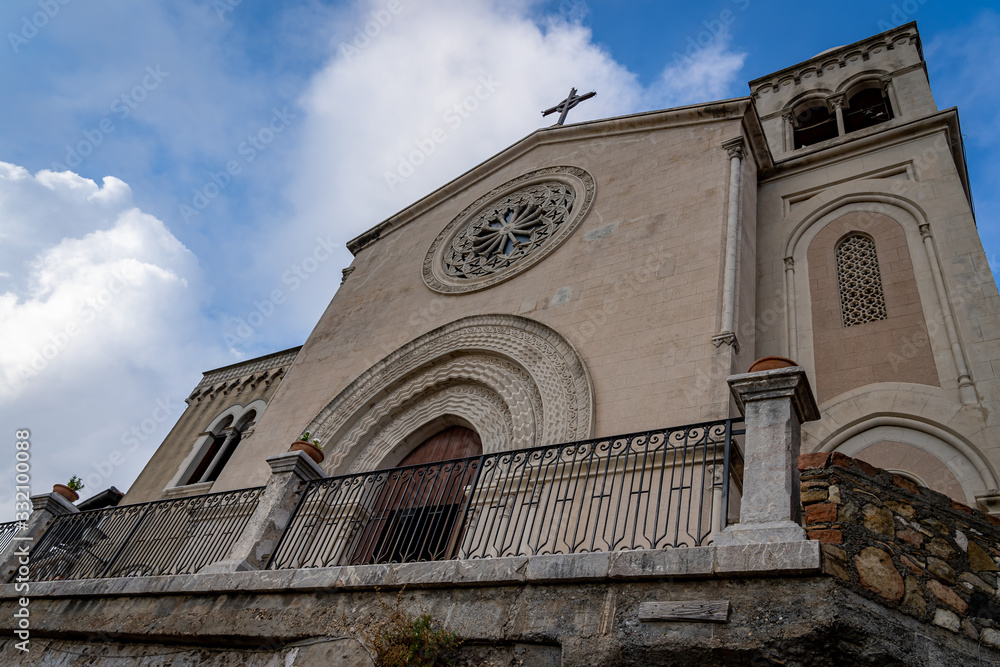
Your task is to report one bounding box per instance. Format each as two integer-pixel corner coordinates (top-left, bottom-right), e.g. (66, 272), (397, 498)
(122, 347), (299, 504)
(134, 22), (999, 517)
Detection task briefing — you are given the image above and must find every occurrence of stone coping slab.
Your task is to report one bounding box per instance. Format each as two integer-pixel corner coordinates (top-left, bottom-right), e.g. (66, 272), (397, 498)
(0, 541), (819, 600)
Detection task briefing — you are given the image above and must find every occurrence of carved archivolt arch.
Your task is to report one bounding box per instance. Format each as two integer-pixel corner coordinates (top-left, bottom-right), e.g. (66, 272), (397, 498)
(308, 314), (594, 475)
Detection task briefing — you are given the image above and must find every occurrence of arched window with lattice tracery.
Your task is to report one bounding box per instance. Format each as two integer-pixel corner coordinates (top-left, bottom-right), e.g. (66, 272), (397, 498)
(836, 233), (888, 327)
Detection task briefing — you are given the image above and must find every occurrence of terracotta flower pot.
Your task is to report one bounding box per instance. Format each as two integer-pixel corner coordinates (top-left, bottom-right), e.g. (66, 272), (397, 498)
(53, 484), (79, 503)
(748, 356), (799, 373)
(290, 440), (325, 464)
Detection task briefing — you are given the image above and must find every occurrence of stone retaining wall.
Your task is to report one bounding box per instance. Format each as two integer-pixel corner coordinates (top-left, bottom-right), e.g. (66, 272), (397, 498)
(800, 451), (1000, 647)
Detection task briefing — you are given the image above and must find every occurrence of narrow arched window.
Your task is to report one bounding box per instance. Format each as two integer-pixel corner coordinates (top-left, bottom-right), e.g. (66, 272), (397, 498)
(836, 234), (888, 327)
(185, 411), (257, 485)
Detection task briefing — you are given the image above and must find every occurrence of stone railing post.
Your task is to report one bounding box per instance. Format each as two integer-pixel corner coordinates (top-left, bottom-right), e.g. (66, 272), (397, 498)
(716, 365), (820, 545)
(0, 493), (79, 582)
(200, 451), (325, 573)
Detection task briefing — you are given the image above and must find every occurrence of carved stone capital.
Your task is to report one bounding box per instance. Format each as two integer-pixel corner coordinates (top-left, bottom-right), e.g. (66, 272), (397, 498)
(783, 256), (795, 270)
(919, 223), (932, 239)
(711, 331), (741, 354)
(828, 94), (846, 110)
(976, 491), (1000, 517)
(727, 366), (820, 424)
(266, 451), (327, 482)
(722, 137), (745, 160)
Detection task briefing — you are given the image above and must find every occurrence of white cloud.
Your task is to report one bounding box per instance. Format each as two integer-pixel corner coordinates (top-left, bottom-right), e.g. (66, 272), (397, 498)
(0, 165), (217, 515)
(645, 32), (747, 108)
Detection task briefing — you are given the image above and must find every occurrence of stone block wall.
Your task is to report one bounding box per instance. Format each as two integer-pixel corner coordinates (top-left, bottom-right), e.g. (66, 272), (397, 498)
(799, 451), (1000, 647)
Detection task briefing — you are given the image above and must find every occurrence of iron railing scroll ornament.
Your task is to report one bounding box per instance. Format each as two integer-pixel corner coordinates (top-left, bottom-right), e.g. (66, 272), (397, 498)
(267, 419), (744, 570)
(20, 487), (264, 581)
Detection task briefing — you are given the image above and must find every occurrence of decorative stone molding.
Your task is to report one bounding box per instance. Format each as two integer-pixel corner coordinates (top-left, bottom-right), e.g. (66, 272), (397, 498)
(422, 166), (596, 294)
(749, 23), (918, 97)
(976, 491), (1000, 517)
(306, 314), (594, 475)
(346, 383), (513, 474)
(723, 138), (745, 159)
(189, 347), (300, 400)
(711, 331), (741, 353)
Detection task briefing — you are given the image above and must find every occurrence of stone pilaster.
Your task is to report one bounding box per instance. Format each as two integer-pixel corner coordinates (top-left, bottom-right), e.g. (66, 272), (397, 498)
(0, 492), (79, 582)
(199, 451), (326, 573)
(716, 366), (820, 545)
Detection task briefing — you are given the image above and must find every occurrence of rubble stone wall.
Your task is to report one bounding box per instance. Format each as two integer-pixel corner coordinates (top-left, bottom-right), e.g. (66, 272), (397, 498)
(800, 451), (1000, 647)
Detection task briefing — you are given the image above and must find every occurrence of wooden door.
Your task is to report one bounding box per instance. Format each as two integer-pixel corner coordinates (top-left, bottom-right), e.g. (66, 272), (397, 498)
(348, 426), (482, 565)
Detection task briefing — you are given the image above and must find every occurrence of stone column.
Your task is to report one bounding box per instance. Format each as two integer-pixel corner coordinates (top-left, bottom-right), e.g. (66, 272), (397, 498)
(781, 112), (794, 153)
(783, 257), (798, 360)
(881, 76), (900, 118)
(919, 223), (977, 405)
(830, 95), (846, 136)
(199, 451), (326, 573)
(716, 366), (820, 545)
(0, 493), (79, 582)
(199, 428), (239, 483)
(712, 137), (744, 354)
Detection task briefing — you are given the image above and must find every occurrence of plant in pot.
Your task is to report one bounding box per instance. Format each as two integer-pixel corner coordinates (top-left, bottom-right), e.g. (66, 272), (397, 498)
(290, 431), (324, 464)
(53, 476), (84, 503)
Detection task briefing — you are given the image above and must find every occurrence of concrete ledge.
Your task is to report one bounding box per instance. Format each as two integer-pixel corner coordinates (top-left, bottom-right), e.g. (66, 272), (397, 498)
(0, 542), (821, 600)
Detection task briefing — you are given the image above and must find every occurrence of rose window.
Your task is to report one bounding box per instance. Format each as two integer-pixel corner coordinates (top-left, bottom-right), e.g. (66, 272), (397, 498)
(443, 183), (574, 280)
(422, 166), (595, 294)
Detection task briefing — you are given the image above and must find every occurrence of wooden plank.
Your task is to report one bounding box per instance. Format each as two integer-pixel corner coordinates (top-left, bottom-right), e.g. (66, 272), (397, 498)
(637, 600), (730, 623)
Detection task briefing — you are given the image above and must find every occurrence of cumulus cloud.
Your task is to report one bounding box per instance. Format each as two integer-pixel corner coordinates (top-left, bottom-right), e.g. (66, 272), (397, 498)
(0, 164), (215, 514)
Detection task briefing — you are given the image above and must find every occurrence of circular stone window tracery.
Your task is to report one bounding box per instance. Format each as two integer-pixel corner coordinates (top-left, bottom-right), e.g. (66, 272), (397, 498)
(423, 166), (596, 294)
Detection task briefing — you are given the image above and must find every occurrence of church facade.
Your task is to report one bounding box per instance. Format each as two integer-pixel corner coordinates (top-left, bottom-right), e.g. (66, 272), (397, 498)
(127, 20), (998, 515)
(5, 21), (1000, 665)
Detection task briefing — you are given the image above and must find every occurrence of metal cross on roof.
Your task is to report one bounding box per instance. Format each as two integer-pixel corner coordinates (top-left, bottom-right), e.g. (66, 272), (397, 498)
(542, 87), (597, 126)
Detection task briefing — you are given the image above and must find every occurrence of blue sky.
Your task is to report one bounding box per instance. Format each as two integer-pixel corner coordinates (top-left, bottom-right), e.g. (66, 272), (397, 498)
(0, 0), (997, 515)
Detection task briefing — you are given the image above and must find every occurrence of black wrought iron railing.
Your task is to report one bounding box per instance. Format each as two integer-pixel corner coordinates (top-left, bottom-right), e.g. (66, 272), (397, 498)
(0, 520), (21, 556)
(267, 419), (743, 570)
(21, 487), (264, 581)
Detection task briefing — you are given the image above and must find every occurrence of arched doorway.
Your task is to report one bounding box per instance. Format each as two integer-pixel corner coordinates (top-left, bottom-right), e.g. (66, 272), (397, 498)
(347, 426), (483, 565)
